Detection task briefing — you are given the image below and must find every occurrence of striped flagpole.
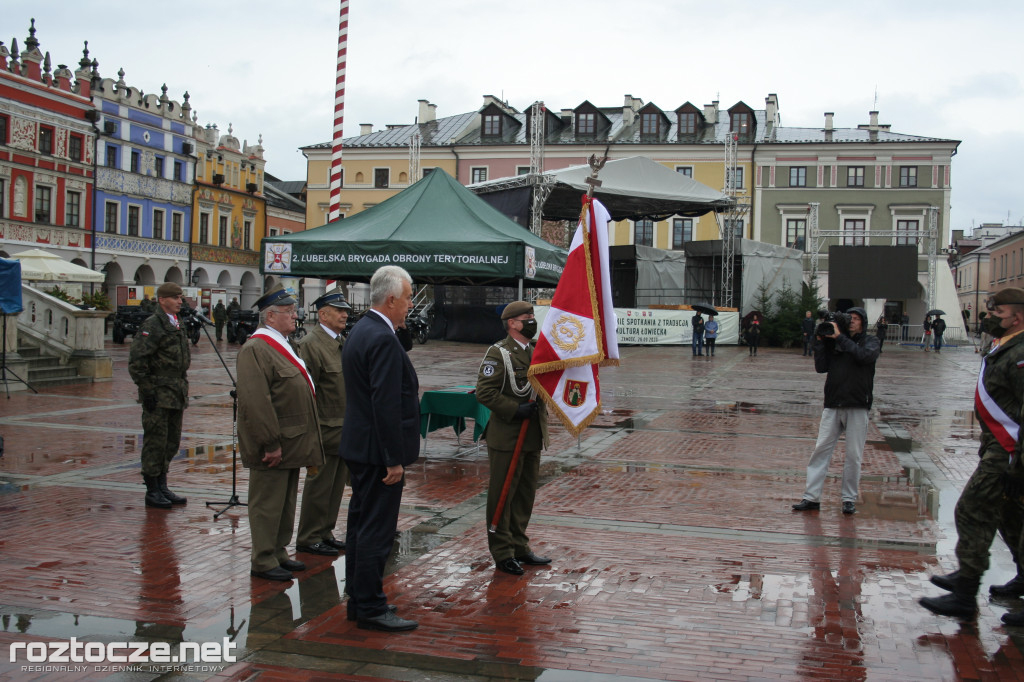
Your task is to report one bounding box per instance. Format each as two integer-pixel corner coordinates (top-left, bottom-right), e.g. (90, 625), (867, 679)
(328, 0), (349, 222)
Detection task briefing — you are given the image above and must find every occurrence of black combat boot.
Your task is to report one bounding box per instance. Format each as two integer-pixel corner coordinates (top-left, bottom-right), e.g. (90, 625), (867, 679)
(158, 472), (187, 505)
(920, 575), (979, 619)
(990, 574), (1024, 598)
(930, 570), (960, 592)
(143, 474), (172, 509)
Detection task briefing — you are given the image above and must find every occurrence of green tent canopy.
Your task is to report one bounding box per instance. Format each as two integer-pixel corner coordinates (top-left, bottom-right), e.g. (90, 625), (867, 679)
(261, 169), (567, 286)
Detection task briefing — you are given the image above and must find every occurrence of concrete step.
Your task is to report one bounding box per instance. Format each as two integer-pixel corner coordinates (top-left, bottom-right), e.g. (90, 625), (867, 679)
(17, 344), (93, 388)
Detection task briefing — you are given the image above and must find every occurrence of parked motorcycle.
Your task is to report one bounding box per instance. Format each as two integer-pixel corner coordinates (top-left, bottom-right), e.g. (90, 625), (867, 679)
(406, 312), (429, 345)
(179, 304), (202, 346)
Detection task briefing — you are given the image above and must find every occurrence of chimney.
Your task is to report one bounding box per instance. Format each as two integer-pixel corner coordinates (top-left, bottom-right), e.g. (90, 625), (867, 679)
(360, 123), (373, 135)
(418, 99), (436, 123)
(482, 94), (501, 109)
(824, 112), (834, 131)
(765, 93), (778, 126)
(623, 94), (638, 126)
(704, 100), (719, 124)
(869, 110), (879, 128)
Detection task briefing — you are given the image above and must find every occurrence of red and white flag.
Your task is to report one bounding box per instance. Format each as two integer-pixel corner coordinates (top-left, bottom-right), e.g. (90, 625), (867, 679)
(529, 198), (619, 436)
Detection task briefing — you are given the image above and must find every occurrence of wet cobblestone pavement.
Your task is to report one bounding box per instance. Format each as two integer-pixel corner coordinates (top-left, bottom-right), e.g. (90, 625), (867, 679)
(2, 337), (1024, 680)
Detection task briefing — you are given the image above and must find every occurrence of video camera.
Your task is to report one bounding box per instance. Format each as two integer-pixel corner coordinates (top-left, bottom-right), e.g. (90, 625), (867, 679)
(816, 310), (851, 337)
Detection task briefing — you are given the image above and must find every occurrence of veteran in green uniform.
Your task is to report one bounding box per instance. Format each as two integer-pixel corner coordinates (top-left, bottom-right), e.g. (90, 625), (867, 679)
(921, 287), (1024, 620)
(237, 284), (324, 581)
(129, 282), (191, 509)
(295, 291), (352, 557)
(476, 300), (551, 575)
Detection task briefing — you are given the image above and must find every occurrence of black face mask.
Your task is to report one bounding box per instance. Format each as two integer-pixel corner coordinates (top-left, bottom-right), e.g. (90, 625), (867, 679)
(519, 319), (538, 340)
(982, 314), (1007, 338)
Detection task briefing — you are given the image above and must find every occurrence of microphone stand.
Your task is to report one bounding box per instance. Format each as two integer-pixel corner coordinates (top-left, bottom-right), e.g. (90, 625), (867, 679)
(194, 314), (247, 519)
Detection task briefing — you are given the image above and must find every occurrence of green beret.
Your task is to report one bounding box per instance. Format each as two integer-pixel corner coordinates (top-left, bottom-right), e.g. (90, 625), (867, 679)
(992, 288), (1024, 306)
(501, 300), (533, 320)
(156, 282), (183, 298)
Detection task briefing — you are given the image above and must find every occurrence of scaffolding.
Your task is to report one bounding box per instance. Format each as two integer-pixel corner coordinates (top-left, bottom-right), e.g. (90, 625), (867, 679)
(408, 130), (421, 185)
(717, 132), (748, 308)
(806, 203), (940, 307)
(528, 101), (551, 236)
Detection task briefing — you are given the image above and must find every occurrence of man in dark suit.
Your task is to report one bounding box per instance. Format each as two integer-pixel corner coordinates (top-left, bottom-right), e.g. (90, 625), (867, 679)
(339, 265), (420, 632)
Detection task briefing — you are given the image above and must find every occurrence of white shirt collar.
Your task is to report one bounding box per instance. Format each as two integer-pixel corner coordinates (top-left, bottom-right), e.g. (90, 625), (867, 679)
(368, 308), (395, 332)
(319, 323), (339, 340)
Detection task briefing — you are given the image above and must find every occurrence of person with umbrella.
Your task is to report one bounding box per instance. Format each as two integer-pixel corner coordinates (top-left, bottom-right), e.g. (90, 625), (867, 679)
(930, 310), (947, 353)
(691, 310), (705, 356)
(704, 313), (719, 357)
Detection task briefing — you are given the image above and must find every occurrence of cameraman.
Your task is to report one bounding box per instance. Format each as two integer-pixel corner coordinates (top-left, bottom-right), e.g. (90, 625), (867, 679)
(792, 307), (880, 515)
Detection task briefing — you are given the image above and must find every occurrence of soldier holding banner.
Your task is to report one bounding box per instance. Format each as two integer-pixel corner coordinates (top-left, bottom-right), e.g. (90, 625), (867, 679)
(476, 301), (550, 576)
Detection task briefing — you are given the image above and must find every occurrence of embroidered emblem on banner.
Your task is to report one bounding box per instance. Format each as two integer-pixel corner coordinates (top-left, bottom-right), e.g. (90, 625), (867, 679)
(551, 314), (586, 353)
(265, 243), (292, 273)
(562, 379), (588, 407)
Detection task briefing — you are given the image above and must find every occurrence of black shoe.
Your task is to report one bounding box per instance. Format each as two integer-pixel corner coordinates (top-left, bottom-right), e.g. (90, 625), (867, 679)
(792, 499), (820, 511)
(990, 575), (1024, 598)
(143, 474), (172, 509)
(279, 559), (306, 572)
(157, 473), (187, 505)
(919, 593), (978, 619)
(357, 611), (418, 632)
(515, 551), (552, 565)
(842, 501), (856, 515)
(1002, 610), (1024, 627)
(496, 557), (524, 575)
(347, 604), (397, 622)
(323, 537), (347, 551)
(251, 566), (293, 582)
(297, 542), (339, 556)
(931, 570), (960, 592)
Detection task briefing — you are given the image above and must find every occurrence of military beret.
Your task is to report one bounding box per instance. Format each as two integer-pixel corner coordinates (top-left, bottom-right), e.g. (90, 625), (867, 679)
(992, 288), (1024, 306)
(501, 300), (534, 320)
(253, 283), (297, 311)
(314, 291), (352, 311)
(156, 282), (183, 298)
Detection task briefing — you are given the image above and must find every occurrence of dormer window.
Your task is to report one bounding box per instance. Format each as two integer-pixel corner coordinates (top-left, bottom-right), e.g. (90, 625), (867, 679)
(641, 113), (660, 136)
(731, 112), (751, 136)
(483, 114), (502, 137)
(577, 113), (595, 135)
(678, 112), (696, 135)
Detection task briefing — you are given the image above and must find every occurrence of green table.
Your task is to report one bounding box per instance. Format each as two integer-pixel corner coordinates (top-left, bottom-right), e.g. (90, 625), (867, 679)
(419, 385), (490, 445)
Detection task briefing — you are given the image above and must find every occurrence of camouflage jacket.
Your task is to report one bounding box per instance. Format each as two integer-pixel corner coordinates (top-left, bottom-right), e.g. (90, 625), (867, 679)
(128, 313), (191, 410)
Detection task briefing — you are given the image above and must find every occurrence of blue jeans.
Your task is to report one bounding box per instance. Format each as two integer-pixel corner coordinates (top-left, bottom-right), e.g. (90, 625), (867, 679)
(692, 335), (704, 355)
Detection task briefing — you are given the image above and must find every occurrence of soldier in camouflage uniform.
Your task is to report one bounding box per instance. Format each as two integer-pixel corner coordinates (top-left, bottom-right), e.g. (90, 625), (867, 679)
(921, 287), (1024, 620)
(476, 301), (550, 576)
(128, 282), (191, 509)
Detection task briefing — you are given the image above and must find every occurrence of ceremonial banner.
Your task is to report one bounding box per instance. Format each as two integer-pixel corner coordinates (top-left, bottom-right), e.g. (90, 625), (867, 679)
(529, 198), (619, 436)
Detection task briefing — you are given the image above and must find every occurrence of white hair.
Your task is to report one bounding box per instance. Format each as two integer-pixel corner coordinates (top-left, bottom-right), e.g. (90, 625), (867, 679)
(370, 265), (412, 306)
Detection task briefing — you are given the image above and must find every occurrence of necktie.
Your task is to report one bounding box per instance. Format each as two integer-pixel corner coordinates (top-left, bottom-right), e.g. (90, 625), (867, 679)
(172, 315), (179, 328)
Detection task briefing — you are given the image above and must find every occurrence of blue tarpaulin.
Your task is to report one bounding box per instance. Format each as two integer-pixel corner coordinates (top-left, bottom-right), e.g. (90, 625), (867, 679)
(0, 259), (24, 314)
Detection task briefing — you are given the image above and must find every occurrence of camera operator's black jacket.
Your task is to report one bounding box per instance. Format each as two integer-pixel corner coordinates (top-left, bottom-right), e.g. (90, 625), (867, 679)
(813, 331), (880, 409)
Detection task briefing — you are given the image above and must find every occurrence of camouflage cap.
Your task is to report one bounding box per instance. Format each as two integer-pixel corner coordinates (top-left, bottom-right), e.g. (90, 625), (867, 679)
(156, 282), (183, 298)
(500, 300), (534, 320)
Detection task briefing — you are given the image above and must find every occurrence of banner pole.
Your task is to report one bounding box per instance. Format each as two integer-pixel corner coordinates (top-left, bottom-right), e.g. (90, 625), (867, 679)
(488, 413), (531, 534)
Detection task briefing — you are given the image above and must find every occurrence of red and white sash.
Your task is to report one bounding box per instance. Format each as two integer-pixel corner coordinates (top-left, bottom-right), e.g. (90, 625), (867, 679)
(975, 351), (1017, 454)
(252, 328), (315, 396)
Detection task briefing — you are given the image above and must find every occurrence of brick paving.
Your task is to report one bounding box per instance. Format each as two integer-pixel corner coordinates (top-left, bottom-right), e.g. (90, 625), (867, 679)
(1, 337), (1022, 681)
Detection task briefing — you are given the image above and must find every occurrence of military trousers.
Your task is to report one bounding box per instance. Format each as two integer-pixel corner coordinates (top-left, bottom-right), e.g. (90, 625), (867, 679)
(297, 454), (348, 547)
(214, 321), (224, 341)
(247, 467), (300, 572)
(954, 455), (1023, 580)
(140, 406), (184, 477)
(486, 445), (541, 561)
(801, 407), (868, 504)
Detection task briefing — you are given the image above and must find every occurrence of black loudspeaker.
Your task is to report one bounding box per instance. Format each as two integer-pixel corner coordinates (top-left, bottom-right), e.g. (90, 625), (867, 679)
(0, 259), (23, 314)
(103, 121), (116, 135)
(181, 142), (192, 155)
(246, 182), (257, 193)
(213, 174), (225, 185)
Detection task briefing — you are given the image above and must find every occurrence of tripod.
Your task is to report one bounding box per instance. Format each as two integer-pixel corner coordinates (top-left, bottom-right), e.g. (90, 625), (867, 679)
(1, 312), (37, 398)
(197, 316), (247, 519)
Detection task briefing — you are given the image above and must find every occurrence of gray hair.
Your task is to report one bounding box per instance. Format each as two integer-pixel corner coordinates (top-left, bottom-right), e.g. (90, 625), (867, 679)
(370, 265), (412, 306)
(259, 304), (294, 326)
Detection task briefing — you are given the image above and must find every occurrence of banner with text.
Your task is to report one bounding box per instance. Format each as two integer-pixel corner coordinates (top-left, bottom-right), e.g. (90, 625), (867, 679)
(535, 306), (739, 345)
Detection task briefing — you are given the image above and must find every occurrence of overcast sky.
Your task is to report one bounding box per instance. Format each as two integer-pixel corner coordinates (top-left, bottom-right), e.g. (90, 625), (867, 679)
(9, 0), (1023, 232)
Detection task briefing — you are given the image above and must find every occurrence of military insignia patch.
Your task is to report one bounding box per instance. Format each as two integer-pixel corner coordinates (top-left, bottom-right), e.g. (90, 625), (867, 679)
(562, 379), (588, 407)
(482, 365), (495, 376)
